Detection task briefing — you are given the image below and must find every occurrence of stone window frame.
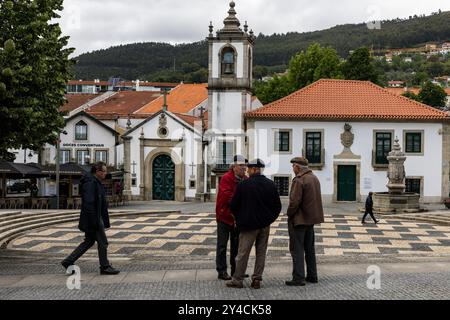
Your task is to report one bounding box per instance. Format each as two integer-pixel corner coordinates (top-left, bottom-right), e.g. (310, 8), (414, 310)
(76, 149), (90, 165)
(94, 149), (109, 165)
(302, 129), (325, 170)
(405, 176), (424, 199)
(403, 130), (424, 156)
(189, 179), (196, 189)
(74, 120), (88, 141)
(272, 128), (292, 154)
(59, 149), (71, 164)
(271, 174), (292, 198)
(372, 129), (394, 170)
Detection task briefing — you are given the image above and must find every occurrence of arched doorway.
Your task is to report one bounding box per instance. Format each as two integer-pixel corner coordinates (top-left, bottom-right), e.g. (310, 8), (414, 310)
(152, 154), (175, 200)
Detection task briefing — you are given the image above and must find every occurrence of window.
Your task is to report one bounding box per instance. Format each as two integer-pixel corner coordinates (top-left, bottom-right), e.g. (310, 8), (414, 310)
(405, 132), (422, 153)
(405, 178), (421, 194)
(218, 141), (234, 165)
(75, 121), (88, 140)
(273, 177), (290, 196)
(189, 179), (196, 189)
(95, 150), (108, 163)
(375, 132), (392, 165)
(76, 150), (90, 165)
(275, 130), (290, 152)
(59, 150), (71, 164)
(221, 47), (235, 75)
(305, 132), (322, 164)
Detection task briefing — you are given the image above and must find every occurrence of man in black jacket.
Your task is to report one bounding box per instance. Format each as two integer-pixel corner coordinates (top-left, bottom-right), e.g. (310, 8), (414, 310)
(61, 162), (119, 275)
(362, 192), (379, 224)
(226, 159), (281, 289)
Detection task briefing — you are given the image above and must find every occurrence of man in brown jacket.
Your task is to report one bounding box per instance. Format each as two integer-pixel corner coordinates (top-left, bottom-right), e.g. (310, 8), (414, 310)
(286, 157), (324, 286)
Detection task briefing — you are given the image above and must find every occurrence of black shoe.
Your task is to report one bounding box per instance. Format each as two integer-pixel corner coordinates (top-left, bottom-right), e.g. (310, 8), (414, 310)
(285, 279), (306, 286)
(375, 220), (380, 224)
(251, 279), (261, 289)
(100, 265), (120, 275)
(306, 277), (318, 283)
(218, 272), (232, 280)
(243, 274), (249, 278)
(361, 221), (366, 224)
(61, 260), (75, 274)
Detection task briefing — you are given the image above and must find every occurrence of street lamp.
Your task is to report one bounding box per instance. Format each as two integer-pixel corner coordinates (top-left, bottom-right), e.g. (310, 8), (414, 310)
(56, 130), (67, 209)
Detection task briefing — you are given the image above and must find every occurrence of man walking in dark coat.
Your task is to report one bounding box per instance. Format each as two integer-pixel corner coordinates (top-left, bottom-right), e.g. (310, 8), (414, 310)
(61, 162), (119, 275)
(215, 155), (248, 280)
(286, 157), (324, 286)
(226, 159), (282, 289)
(362, 192), (379, 224)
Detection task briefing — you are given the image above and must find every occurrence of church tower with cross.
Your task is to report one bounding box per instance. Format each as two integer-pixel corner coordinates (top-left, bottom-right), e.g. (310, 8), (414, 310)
(205, 1), (256, 191)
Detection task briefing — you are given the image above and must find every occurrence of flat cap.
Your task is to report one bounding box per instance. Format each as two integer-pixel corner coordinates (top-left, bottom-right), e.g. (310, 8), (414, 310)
(290, 157), (309, 166)
(233, 155), (248, 164)
(247, 158), (265, 168)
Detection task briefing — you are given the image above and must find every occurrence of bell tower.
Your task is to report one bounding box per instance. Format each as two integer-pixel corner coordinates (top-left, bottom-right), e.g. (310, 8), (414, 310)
(206, 1), (255, 185)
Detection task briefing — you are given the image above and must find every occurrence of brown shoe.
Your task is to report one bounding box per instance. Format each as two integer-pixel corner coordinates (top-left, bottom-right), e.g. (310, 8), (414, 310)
(250, 279), (261, 289)
(226, 279), (243, 288)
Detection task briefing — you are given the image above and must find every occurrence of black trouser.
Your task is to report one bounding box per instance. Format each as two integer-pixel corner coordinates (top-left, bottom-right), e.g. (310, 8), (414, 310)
(216, 221), (239, 276)
(288, 223), (317, 281)
(362, 210), (377, 223)
(64, 227), (110, 268)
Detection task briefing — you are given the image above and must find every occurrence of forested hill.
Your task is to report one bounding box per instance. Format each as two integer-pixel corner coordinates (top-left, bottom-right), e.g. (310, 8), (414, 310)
(73, 10), (450, 81)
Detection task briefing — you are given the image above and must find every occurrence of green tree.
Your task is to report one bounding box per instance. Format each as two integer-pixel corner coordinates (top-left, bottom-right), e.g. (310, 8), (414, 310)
(287, 43), (342, 89)
(402, 91), (420, 102)
(417, 81), (447, 109)
(341, 47), (380, 84)
(254, 75), (292, 105)
(411, 71), (429, 86)
(0, 0), (74, 160)
(254, 43), (343, 104)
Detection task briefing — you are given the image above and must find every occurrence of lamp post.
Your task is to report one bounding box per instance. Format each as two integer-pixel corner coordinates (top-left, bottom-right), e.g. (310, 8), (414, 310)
(56, 130), (67, 209)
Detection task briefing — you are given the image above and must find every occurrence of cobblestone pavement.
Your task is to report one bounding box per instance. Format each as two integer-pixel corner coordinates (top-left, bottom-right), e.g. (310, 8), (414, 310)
(7, 212), (450, 258)
(1, 207), (450, 300)
(0, 253), (450, 300)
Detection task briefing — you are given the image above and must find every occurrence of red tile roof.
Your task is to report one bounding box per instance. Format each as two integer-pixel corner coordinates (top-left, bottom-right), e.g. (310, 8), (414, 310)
(68, 80), (110, 86)
(86, 91), (161, 118)
(136, 84), (207, 114)
(170, 113), (207, 129)
(61, 94), (99, 113)
(116, 81), (178, 88)
(245, 79), (449, 121)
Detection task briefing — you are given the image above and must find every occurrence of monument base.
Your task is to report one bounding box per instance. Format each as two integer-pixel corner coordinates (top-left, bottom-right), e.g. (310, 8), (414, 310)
(372, 192), (425, 215)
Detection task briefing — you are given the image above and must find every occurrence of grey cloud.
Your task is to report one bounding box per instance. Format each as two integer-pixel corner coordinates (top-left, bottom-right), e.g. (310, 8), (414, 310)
(59, 0), (450, 56)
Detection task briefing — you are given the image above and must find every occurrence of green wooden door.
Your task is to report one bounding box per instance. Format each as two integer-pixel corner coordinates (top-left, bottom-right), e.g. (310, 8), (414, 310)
(337, 165), (356, 201)
(152, 155), (175, 200)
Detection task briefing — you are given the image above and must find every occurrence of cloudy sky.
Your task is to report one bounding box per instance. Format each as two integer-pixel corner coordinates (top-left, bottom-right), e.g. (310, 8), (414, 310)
(58, 0), (450, 56)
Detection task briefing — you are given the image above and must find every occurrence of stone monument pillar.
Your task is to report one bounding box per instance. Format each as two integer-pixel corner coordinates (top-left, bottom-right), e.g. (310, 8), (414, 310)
(386, 138), (406, 194)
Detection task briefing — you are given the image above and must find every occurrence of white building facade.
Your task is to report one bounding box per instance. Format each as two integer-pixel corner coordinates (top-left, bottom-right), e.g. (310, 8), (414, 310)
(245, 79), (450, 203)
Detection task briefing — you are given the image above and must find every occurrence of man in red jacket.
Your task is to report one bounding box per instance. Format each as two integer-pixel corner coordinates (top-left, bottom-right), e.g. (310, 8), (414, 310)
(215, 155), (248, 280)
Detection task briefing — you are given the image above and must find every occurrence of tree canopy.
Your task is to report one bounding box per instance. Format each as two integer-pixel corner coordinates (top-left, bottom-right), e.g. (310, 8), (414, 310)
(417, 81), (448, 109)
(0, 0), (74, 160)
(254, 43), (381, 104)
